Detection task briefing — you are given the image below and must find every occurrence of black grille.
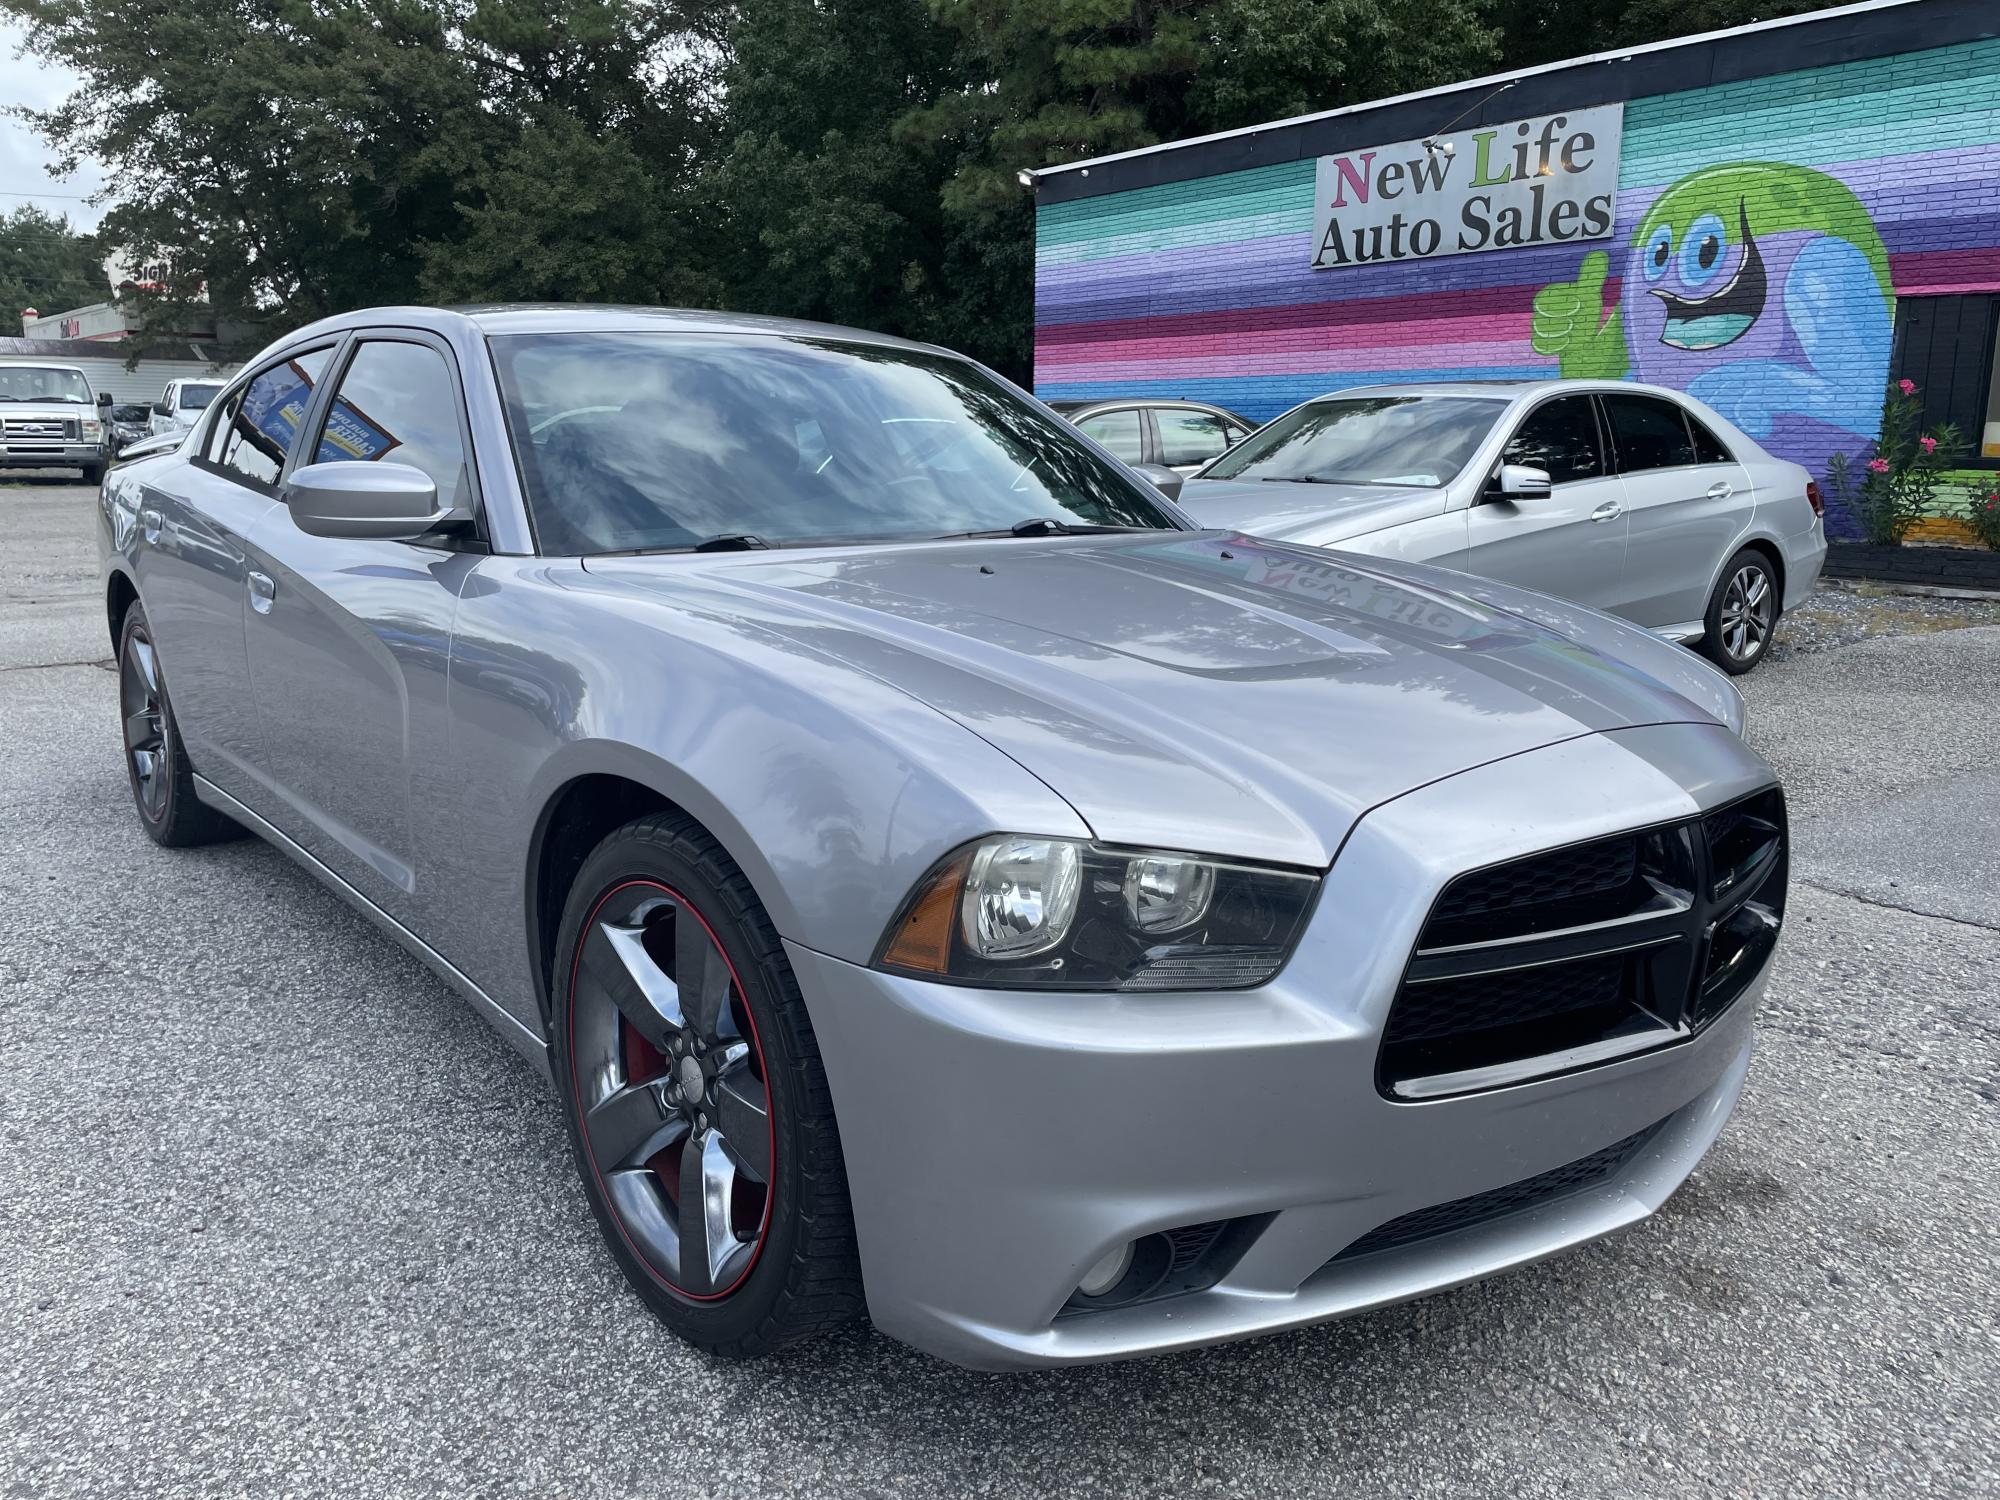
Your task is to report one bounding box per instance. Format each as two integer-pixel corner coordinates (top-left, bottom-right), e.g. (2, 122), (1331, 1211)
(1383, 953), (1623, 1047)
(1331, 1122), (1662, 1263)
(1429, 835), (1639, 943)
(1380, 788), (1786, 1100)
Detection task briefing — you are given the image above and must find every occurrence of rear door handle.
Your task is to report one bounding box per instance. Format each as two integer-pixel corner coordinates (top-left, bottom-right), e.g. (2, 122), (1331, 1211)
(248, 570), (276, 614)
(1707, 481), (1734, 500)
(1590, 501), (1624, 522)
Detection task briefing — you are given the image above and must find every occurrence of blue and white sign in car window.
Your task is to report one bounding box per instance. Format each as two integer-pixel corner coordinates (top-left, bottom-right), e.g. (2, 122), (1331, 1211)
(238, 358), (325, 455)
(315, 394), (401, 463)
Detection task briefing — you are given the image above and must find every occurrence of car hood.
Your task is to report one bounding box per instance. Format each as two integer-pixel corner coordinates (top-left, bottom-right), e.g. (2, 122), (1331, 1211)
(0, 401), (91, 424)
(1177, 477), (1447, 545)
(583, 533), (1735, 868)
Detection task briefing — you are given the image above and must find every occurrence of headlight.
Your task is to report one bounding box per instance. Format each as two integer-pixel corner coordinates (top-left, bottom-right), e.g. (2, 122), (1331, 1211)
(82, 420), (103, 440)
(877, 835), (1320, 991)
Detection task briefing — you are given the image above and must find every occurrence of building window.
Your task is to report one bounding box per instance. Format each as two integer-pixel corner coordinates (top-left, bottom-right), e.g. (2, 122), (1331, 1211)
(1889, 294), (2000, 467)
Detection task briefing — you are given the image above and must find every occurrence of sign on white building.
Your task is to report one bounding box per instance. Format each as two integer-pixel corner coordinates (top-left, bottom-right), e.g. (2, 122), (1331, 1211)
(1311, 105), (1623, 270)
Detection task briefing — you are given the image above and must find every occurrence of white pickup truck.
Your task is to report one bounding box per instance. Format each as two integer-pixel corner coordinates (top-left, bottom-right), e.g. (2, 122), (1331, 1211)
(0, 361), (113, 483)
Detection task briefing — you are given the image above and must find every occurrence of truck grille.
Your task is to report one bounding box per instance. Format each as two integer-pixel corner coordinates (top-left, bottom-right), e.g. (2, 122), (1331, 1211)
(1379, 787), (1785, 1100)
(2, 415), (79, 448)
(1329, 1121), (1663, 1263)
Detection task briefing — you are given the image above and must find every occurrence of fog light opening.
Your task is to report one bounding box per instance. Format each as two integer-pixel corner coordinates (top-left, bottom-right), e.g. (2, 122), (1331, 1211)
(1075, 1241), (1135, 1299)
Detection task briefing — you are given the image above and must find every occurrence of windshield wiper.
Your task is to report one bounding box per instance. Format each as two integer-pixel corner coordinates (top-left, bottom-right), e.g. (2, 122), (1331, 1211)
(1257, 474), (1336, 483)
(939, 517), (1146, 540)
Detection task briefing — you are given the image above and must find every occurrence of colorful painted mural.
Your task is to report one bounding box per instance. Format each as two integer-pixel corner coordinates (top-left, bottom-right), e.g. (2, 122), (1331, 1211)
(1033, 35), (2000, 539)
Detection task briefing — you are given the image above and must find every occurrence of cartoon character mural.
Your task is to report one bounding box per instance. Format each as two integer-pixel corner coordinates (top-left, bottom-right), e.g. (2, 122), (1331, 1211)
(1532, 162), (1893, 534)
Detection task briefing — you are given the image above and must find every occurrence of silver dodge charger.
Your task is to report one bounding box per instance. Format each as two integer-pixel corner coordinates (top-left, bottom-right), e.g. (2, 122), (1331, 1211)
(98, 305), (1787, 1369)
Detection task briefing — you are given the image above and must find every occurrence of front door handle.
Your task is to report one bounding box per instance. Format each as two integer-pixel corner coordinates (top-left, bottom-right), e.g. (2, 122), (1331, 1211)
(1707, 481), (1734, 500)
(247, 570), (276, 615)
(1590, 501), (1624, 522)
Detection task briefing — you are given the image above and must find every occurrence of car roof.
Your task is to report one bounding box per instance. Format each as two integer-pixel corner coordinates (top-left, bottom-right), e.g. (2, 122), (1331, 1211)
(1047, 397), (1252, 421)
(0, 360), (88, 373)
(276, 304), (948, 357)
(1316, 379), (1695, 403)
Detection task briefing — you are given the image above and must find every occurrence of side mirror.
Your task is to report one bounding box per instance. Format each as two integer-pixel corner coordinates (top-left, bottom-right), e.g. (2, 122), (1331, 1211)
(97, 391), (112, 407)
(283, 461), (460, 540)
(153, 402), (171, 417)
(1489, 463), (1553, 501)
(1133, 462), (1184, 503)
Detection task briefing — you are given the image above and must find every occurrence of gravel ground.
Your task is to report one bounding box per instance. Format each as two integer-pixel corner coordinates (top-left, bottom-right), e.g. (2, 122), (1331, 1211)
(3, 482), (1996, 1498)
(1767, 580), (2000, 661)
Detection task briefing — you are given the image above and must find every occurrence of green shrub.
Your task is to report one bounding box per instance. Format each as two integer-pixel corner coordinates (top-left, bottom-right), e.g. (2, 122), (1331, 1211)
(1828, 380), (1966, 545)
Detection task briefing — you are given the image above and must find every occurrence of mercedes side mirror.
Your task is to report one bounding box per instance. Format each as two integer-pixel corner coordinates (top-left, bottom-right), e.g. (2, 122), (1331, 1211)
(1133, 463), (1184, 503)
(1489, 463), (1553, 501)
(283, 461), (464, 541)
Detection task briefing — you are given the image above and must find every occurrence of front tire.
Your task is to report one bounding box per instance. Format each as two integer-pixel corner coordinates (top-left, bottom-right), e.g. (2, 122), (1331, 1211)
(551, 812), (862, 1357)
(116, 601), (241, 847)
(1700, 547), (1779, 675)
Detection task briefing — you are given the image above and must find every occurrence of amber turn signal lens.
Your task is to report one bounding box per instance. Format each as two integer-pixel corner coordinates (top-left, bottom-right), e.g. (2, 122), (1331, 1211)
(880, 853), (968, 974)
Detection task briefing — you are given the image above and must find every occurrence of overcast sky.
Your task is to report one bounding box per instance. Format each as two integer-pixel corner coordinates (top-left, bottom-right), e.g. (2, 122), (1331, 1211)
(1, 18), (109, 231)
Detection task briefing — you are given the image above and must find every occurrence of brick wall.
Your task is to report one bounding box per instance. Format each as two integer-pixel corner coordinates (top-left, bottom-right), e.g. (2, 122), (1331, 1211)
(1034, 36), (2000, 540)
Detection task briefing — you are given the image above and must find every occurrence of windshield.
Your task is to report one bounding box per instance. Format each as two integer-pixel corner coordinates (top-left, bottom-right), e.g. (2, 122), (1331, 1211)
(490, 332), (1183, 555)
(177, 382), (223, 411)
(1201, 394), (1506, 487)
(0, 366), (92, 404)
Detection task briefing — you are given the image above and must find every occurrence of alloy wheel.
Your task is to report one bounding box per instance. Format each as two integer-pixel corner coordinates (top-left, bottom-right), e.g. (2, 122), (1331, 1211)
(1718, 563), (1773, 664)
(567, 881), (775, 1299)
(120, 624), (169, 821)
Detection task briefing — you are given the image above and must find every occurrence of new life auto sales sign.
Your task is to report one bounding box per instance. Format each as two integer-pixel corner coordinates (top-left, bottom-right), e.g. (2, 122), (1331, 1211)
(1311, 105), (1623, 269)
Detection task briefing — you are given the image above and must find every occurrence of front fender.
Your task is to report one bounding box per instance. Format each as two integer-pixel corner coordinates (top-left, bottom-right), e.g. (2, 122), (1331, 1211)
(438, 558), (1090, 1026)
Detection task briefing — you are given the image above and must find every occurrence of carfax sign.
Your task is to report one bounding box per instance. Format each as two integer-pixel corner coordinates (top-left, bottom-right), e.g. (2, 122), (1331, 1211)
(1311, 105), (1622, 269)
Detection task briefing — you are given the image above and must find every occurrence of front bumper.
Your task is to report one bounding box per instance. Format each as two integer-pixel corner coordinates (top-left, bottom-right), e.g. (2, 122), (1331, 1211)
(0, 444), (104, 468)
(795, 722), (1779, 1369)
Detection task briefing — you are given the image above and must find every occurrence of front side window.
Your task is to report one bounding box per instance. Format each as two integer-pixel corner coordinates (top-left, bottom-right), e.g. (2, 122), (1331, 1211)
(1156, 409), (1232, 468)
(313, 341), (471, 512)
(1202, 395), (1507, 487)
(1076, 409), (1144, 464)
(1503, 396), (1605, 485)
(218, 349), (333, 489)
(0, 366), (92, 404)
(489, 333), (1183, 556)
(1603, 394), (1697, 473)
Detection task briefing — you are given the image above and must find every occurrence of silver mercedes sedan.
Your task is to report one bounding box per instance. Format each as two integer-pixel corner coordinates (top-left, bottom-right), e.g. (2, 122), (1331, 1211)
(1176, 381), (1827, 674)
(99, 306), (1787, 1370)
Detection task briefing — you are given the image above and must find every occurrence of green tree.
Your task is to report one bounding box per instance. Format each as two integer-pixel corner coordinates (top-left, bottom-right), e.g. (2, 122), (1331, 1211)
(1486, 0), (1834, 71)
(0, 204), (106, 331)
(1, 0), (725, 330)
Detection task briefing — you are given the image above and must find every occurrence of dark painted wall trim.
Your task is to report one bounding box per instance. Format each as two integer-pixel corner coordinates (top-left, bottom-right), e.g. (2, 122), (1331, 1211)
(1036, 0), (1996, 206)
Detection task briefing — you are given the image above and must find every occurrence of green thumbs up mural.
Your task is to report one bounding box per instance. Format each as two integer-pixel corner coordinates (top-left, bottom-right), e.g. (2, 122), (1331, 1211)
(1532, 161), (1894, 513)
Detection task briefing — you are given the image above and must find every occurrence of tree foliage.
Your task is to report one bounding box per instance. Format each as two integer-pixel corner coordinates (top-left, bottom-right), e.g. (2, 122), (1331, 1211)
(0, 204), (105, 331)
(0, 0), (1839, 378)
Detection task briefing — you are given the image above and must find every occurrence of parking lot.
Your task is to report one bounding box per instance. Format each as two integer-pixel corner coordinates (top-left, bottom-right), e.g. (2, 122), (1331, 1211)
(2, 474), (1995, 1498)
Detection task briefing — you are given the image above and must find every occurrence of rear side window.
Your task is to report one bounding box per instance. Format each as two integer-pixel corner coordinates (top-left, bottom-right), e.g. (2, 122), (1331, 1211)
(1503, 396), (1604, 485)
(215, 349), (333, 489)
(1076, 409), (1144, 464)
(1603, 394), (1698, 472)
(1687, 413), (1734, 465)
(1156, 409), (1231, 468)
(313, 340), (472, 512)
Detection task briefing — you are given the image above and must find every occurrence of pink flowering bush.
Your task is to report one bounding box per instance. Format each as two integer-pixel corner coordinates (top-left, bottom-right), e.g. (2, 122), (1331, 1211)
(1826, 379), (1965, 545)
(1964, 487), (2000, 552)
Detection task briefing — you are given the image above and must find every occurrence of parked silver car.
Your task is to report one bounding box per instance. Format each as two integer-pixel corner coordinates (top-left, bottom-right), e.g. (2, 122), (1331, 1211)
(100, 307), (1784, 1369)
(1049, 397), (1256, 475)
(1176, 381), (1827, 673)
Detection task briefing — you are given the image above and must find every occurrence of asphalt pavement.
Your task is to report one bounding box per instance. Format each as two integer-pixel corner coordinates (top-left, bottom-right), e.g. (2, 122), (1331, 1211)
(2, 477), (1995, 1498)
